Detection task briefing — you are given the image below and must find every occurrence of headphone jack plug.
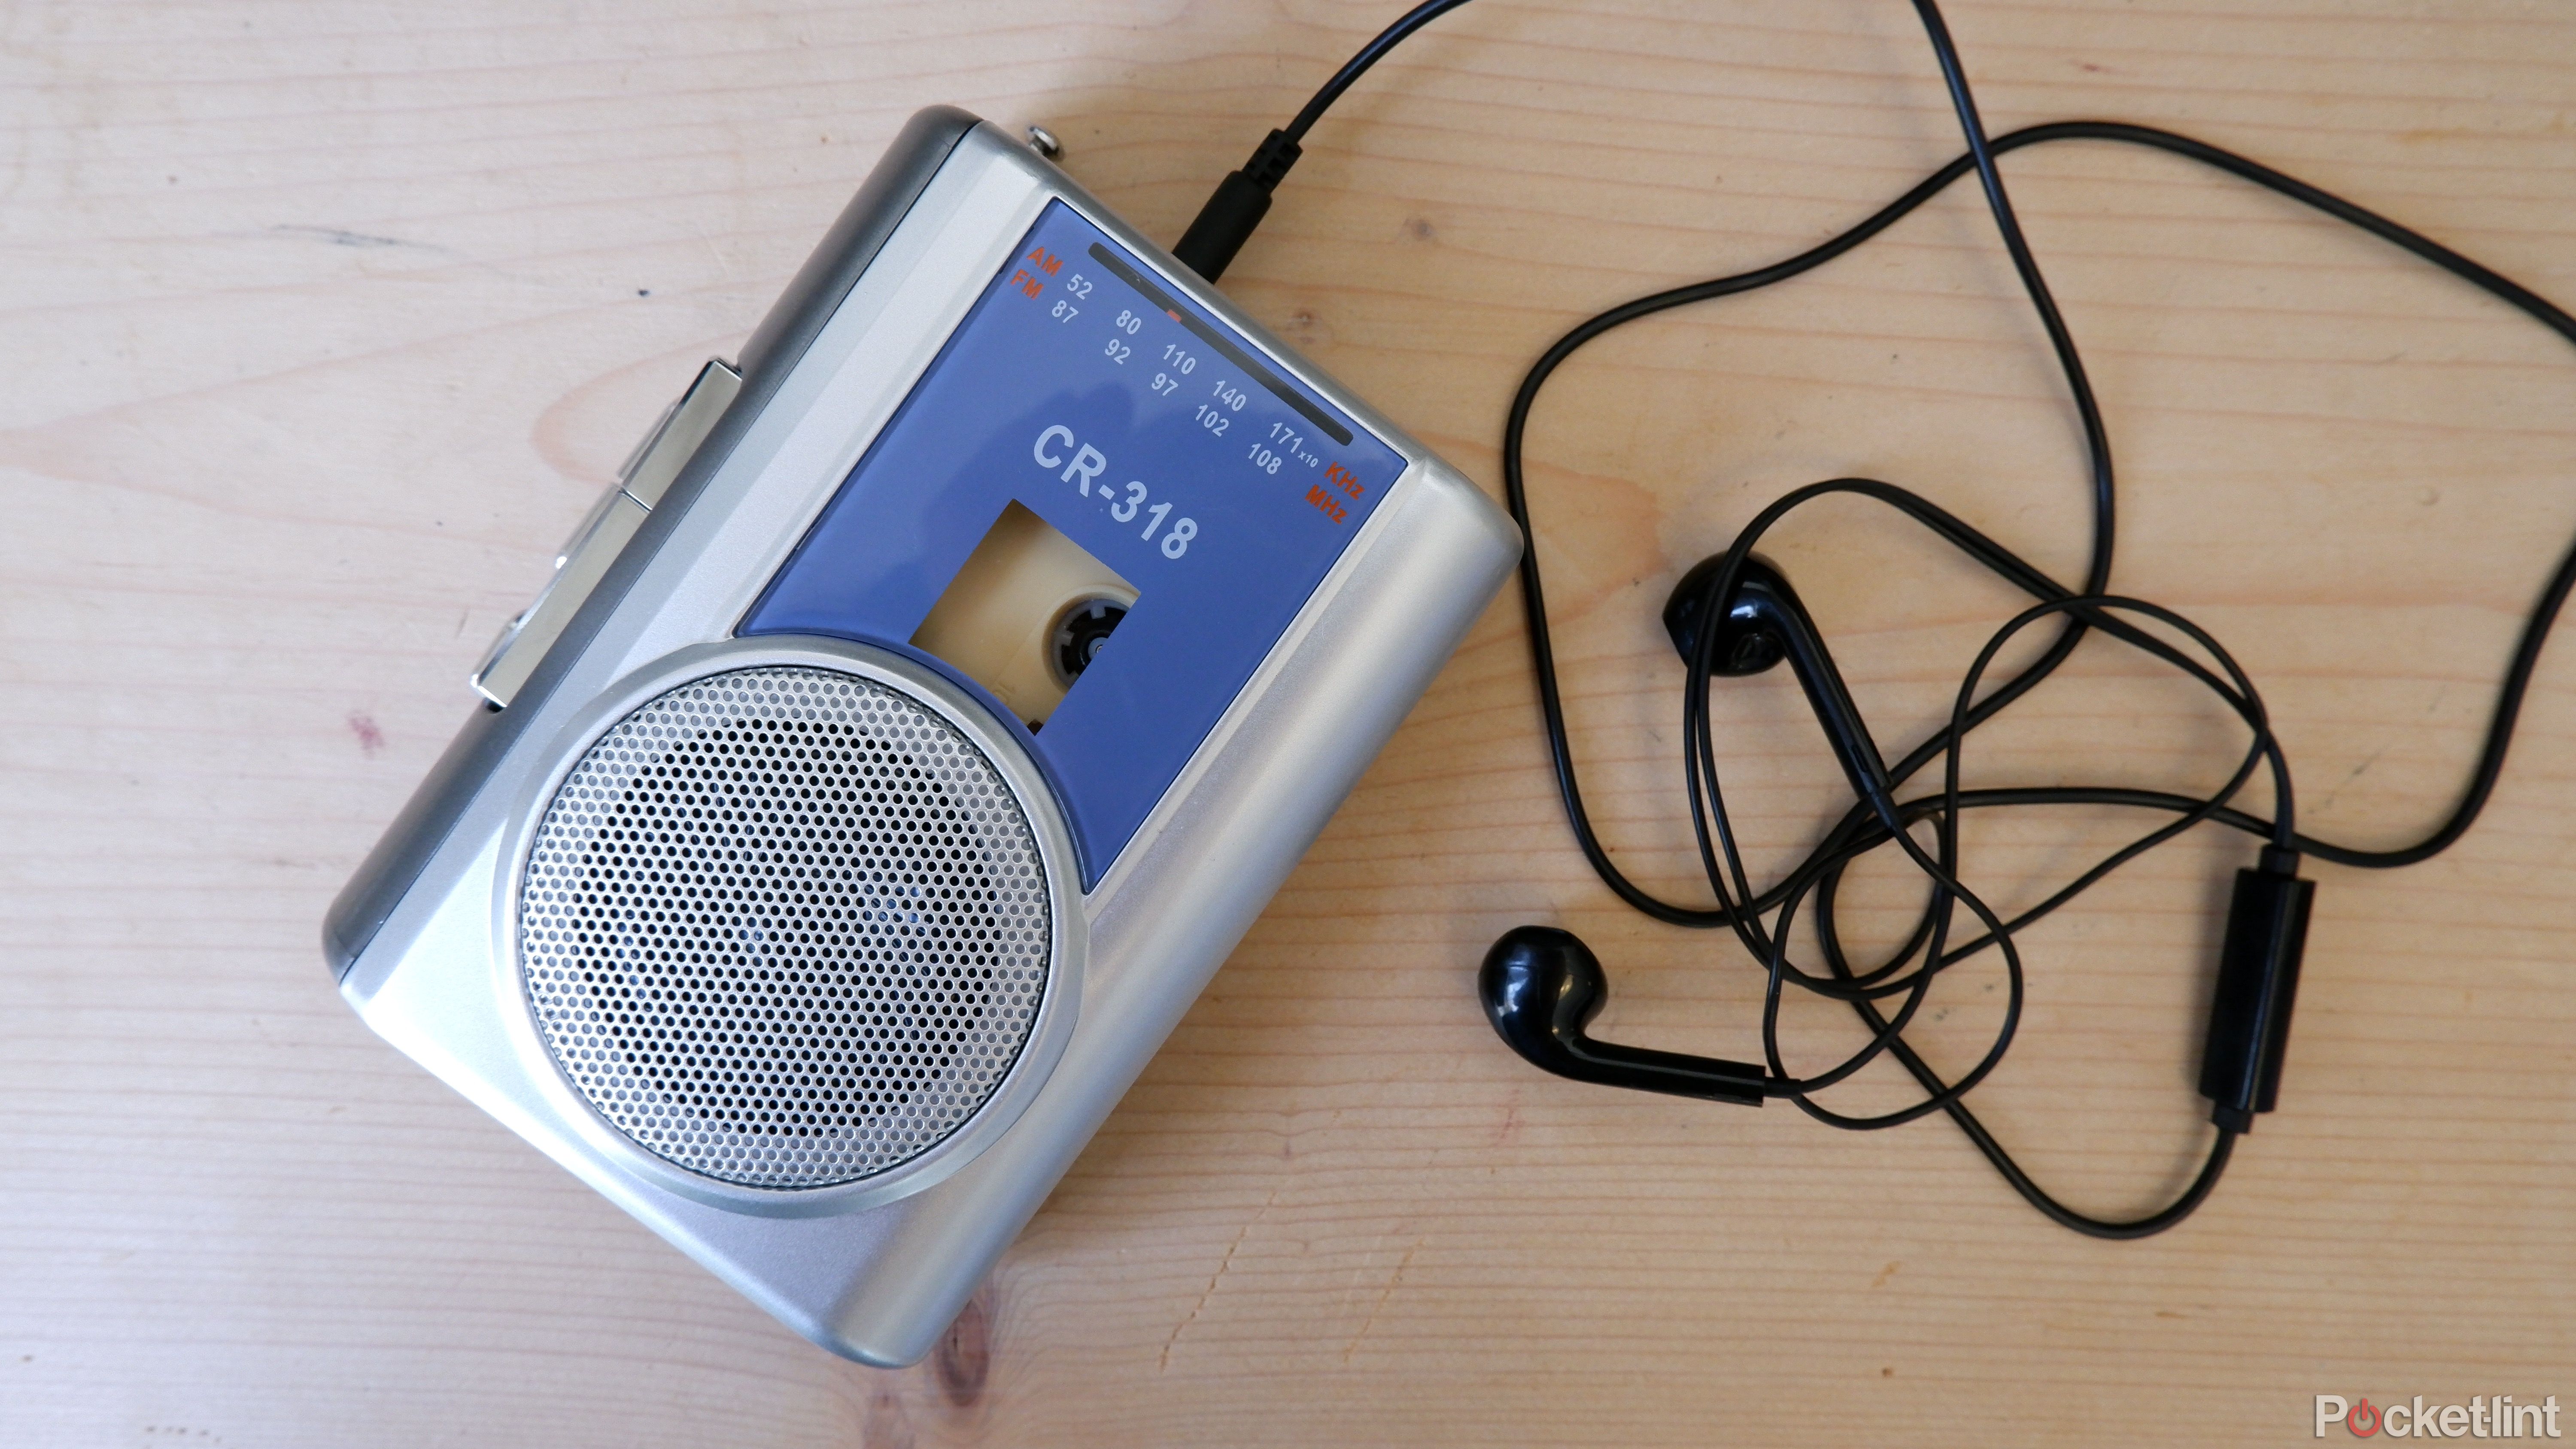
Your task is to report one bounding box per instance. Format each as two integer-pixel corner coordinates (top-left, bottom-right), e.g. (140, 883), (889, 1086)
(1173, 129), (1303, 283)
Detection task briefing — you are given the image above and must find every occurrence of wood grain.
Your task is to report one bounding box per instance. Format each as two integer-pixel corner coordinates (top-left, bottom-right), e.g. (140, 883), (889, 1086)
(4, 2), (2573, 1444)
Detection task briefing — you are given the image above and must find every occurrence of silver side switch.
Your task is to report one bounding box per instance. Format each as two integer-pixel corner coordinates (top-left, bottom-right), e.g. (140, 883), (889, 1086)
(471, 492), (649, 708)
(621, 358), (742, 508)
(469, 357), (741, 707)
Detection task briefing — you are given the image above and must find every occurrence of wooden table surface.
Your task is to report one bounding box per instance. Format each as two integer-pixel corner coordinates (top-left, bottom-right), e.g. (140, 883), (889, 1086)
(7, 2), (2575, 1444)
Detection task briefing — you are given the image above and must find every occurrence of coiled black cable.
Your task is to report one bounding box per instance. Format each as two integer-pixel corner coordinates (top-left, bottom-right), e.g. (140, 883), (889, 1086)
(1190, 1), (2576, 1235)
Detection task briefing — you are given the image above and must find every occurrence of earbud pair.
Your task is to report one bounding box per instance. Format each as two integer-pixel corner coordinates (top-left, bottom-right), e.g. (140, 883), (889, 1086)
(1481, 553), (2312, 1154)
(1478, 555), (1856, 1107)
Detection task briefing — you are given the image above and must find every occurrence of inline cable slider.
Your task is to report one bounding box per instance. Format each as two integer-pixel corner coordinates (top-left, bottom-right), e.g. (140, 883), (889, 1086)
(2199, 845), (2315, 1133)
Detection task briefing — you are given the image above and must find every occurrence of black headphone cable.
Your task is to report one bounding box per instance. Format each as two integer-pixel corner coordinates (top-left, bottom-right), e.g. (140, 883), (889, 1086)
(1171, 0), (2576, 1237)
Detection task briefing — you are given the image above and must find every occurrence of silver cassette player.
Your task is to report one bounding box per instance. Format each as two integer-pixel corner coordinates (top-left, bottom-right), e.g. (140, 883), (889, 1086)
(324, 107), (1519, 1365)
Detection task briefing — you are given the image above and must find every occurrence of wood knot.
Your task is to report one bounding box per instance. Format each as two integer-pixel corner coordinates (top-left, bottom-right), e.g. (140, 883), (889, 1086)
(934, 1290), (992, 1408)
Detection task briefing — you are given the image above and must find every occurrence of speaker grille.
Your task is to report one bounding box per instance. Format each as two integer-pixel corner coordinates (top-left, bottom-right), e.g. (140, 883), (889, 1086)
(518, 664), (1054, 1189)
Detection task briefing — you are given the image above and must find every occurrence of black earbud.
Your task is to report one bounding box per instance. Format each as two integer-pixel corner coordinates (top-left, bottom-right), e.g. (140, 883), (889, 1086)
(1479, 925), (1768, 1106)
(1662, 554), (1894, 814)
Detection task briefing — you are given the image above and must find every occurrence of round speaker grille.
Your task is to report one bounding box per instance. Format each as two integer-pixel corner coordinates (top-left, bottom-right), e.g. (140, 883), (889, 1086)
(517, 664), (1054, 1190)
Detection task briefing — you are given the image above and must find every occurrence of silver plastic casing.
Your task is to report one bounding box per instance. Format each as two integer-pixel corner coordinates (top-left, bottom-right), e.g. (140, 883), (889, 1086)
(324, 108), (1520, 1366)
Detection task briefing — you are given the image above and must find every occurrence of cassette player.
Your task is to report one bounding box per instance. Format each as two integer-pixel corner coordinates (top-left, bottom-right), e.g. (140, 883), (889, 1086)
(323, 107), (1519, 1365)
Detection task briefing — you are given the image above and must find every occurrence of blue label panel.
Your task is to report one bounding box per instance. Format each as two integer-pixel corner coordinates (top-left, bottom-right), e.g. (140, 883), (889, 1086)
(742, 200), (1406, 886)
